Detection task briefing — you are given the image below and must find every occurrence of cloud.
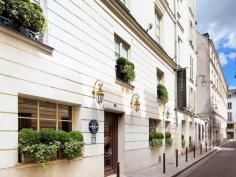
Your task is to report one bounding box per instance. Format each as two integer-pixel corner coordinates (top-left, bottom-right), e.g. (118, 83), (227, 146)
(219, 52), (228, 66)
(218, 52), (236, 66)
(197, 0), (236, 50)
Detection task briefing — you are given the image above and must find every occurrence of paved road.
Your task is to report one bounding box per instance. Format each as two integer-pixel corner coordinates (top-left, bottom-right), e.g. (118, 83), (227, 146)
(188, 140), (236, 177)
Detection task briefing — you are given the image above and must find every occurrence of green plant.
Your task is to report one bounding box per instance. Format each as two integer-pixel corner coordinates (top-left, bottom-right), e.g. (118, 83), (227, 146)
(33, 142), (60, 168)
(116, 57), (127, 65)
(165, 132), (171, 139)
(40, 129), (58, 144)
(124, 64), (135, 81)
(165, 138), (172, 147)
(151, 139), (163, 148)
(182, 139), (186, 148)
(3, 0), (46, 32)
(0, 0), (4, 14)
(57, 130), (70, 143)
(69, 131), (84, 142)
(18, 128), (40, 146)
(63, 140), (83, 160)
(189, 136), (193, 148)
(127, 60), (135, 69)
(157, 84), (168, 103)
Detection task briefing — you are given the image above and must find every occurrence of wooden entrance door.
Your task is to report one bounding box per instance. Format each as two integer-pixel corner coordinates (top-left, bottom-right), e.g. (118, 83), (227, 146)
(104, 112), (118, 177)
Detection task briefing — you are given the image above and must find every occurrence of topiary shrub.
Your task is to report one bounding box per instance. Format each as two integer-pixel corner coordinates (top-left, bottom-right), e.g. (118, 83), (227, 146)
(165, 132), (171, 139)
(151, 139), (163, 148)
(165, 138), (172, 148)
(157, 84), (168, 103)
(69, 131), (84, 142)
(124, 64), (135, 81)
(116, 57), (127, 65)
(40, 129), (58, 144)
(116, 57), (135, 83)
(18, 128), (40, 146)
(57, 130), (70, 144)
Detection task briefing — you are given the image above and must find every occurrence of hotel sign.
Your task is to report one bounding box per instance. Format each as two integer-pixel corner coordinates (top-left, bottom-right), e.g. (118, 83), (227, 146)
(177, 69), (187, 109)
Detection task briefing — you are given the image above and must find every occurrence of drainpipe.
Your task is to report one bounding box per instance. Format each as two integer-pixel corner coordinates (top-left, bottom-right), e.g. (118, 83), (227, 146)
(173, 0), (179, 150)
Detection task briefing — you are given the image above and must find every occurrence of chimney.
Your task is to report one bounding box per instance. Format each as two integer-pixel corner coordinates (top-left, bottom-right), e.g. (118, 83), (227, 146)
(203, 33), (210, 39)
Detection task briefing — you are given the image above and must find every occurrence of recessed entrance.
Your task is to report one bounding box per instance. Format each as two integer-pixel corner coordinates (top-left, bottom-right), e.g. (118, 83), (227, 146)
(104, 112), (119, 177)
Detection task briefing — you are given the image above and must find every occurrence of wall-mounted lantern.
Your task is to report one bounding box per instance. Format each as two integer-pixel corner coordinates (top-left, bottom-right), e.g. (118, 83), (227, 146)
(92, 80), (104, 105)
(131, 94), (140, 112)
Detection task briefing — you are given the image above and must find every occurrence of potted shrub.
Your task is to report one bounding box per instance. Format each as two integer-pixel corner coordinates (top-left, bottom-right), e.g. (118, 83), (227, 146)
(0, 0), (46, 41)
(189, 136), (193, 149)
(116, 57), (135, 83)
(165, 132), (172, 148)
(157, 84), (168, 103)
(149, 131), (164, 148)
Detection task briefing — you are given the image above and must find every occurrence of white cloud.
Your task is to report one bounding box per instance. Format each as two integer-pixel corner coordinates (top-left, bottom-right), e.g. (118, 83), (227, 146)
(228, 52), (236, 59)
(219, 52), (228, 66)
(223, 33), (236, 49)
(229, 85), (236, 90)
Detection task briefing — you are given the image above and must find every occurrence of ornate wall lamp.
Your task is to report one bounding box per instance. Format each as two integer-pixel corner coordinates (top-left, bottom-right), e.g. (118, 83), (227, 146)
(92, 80), (104, 105)
(131, 94), (140, 112)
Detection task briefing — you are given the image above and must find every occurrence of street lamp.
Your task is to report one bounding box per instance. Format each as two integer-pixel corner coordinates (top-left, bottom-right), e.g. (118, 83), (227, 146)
(130, 94), (140, 112)
(92, 80), (104, 105)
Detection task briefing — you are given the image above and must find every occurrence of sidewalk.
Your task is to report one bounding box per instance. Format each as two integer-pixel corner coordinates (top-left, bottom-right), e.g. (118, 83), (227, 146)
(128, 146), (217, 177)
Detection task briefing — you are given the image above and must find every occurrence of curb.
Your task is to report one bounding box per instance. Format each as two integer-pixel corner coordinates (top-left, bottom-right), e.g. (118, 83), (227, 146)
(170, 149), (217, 177)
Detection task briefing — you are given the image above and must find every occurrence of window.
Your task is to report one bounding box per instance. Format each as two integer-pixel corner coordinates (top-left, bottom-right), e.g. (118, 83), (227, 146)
(228, 112), (232, 121)
(18, 98), (72, 132)
(155, 8), (162, 44)
(228, 93), (232, 99)
(149, 119), (157, 132)
(115, 35), (130, 59)
(228, 102), (232, 109)
(190, 56), (193, 80)
(189, 21), (194, 43)
(157, 68), (164, 85)
(227, 124), (234, 129)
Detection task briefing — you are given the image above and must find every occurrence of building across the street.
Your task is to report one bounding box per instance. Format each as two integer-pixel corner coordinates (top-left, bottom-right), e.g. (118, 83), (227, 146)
(196, 32), (228, 146)
(0, 0), (211, 177)
(227, 89), (236, 139)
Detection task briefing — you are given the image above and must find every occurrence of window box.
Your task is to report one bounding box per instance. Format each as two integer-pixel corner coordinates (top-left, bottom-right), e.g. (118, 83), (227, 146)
(0, 0), (46, 42)
(116, 57), (135, 84)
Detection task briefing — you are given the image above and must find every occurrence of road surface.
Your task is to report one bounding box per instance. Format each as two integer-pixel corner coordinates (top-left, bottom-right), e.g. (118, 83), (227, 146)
(188, 140), (236, 177)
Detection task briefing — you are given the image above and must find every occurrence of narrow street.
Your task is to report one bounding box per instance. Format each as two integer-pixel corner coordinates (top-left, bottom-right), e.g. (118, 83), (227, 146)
(188, 140), (236, 177)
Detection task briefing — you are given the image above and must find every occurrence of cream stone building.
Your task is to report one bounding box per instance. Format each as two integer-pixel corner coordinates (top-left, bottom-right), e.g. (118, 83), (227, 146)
(227, 89), (236, 139)
(0, 0), (205, 177)
(196, 32), (228, 146)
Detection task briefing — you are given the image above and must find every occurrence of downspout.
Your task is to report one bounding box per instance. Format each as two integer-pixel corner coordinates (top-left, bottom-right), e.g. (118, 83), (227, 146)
(173, 0), (179, 150)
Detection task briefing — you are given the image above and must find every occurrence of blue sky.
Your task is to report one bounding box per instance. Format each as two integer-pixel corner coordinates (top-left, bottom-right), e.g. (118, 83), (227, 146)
(197, 0), (236, 89)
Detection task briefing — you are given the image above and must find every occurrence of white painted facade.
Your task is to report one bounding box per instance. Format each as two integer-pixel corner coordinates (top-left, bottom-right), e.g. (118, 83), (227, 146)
(227, 89), (236, 139)
(196, 32), (227, 145)
(0, 0), (206, 177)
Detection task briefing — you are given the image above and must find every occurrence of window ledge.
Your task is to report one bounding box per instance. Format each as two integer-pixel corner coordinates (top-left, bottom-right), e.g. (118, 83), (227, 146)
(115, 79), (134, 90)
(16, 156), (83, 169)
(0, 25), (53, 54)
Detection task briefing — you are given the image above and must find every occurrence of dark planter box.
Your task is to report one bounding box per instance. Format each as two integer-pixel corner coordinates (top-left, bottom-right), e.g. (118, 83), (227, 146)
(116, 64), (129, 83)
(0, 15), (43, 42)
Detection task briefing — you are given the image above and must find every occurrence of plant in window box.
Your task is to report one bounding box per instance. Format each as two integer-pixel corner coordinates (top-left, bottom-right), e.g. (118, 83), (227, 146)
(149, 131), (164, 148)
(157, 84), (168, 103)
(165, 132), (172, 148)
(0, 0), (46, 41)
(116, 57), (135, 83)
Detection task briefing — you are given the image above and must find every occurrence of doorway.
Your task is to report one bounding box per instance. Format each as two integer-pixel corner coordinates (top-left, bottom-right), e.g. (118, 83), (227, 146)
(104, 112), (119, 176)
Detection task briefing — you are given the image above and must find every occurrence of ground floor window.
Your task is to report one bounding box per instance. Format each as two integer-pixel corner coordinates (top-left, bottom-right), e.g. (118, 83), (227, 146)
(18, 97), (72, 131)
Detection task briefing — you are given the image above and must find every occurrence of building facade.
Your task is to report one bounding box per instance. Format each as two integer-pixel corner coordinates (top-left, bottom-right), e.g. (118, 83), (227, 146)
(0, 0), (205, 177)
(196, 32), (228, 146)
(227, 89), (236, 139)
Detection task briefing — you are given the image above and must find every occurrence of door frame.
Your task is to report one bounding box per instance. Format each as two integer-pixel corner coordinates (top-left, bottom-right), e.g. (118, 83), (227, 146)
(104, 112), (119, 177)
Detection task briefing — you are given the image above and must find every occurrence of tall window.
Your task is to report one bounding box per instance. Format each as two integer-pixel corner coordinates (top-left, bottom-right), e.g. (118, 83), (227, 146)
(157, 68), (164, 85)
(189, 21), (194, 43)
(149, 119), (158, 132)
(228, 102), (232, 109)
(155, 9), (162, 44)
(228, 93), (232, 99)
(190, 56), (193, 80)
(18, 98), (72, 132)
(115, 35), (130, 59)
(228, 112), (232, 121)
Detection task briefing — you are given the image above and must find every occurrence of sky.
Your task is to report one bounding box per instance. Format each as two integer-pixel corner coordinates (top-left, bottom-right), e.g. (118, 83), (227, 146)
(197, 0), (236, 89)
